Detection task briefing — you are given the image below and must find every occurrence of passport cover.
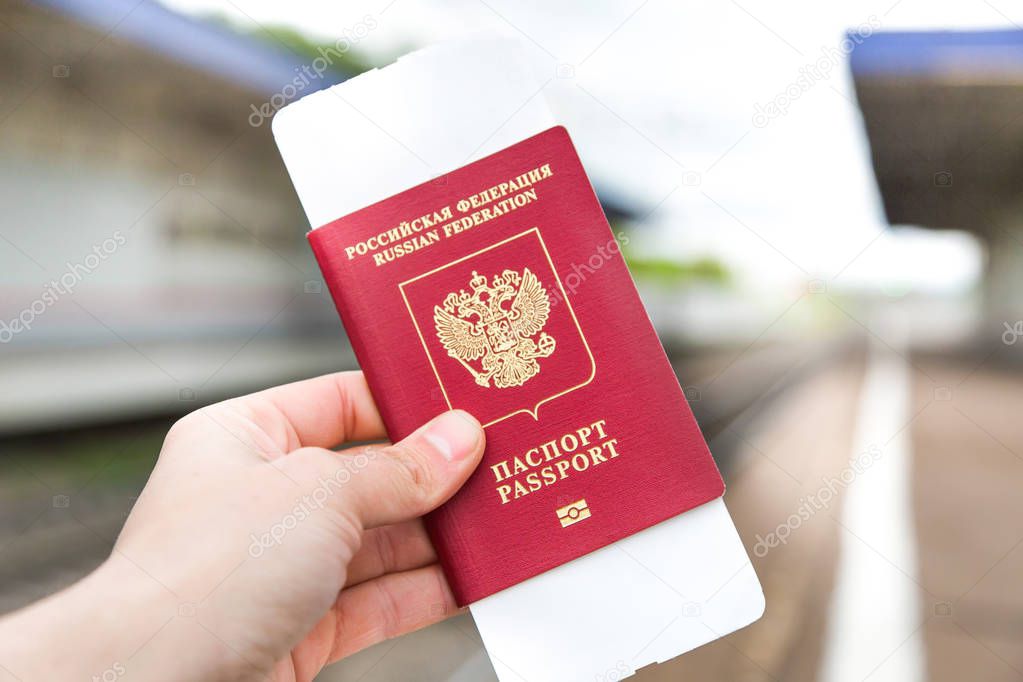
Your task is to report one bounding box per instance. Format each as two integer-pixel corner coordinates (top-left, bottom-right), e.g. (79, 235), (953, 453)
(308, 126), (724, 605)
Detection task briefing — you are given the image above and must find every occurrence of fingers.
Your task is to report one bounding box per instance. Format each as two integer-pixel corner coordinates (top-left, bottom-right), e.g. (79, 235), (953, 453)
(258, 371), (387, 447)
(328, 564), (460, 663)
(218, 372), (387, 452)
(283, 410), (484, 529)
(344, 410), (483, 528)
(344, 520), (436, 588)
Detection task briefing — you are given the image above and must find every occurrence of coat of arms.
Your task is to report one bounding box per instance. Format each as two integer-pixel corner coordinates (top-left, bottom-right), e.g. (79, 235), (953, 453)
(433, 268), (556, 388)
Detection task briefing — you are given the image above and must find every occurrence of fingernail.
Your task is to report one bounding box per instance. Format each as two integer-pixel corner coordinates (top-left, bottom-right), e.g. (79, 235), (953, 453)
(423, 410), (482, 462)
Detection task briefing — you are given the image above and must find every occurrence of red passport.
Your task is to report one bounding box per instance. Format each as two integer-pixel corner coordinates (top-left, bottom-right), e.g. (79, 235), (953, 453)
(309, 126), (724, 605)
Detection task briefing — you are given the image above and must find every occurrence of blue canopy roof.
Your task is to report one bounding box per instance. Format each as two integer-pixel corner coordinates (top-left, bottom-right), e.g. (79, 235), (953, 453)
(850, 28), (1023, 77)
(31, 0), (351, 94)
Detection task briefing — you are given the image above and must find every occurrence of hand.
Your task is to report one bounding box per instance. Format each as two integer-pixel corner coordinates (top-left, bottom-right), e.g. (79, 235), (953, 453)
(0, 372), (485, 682)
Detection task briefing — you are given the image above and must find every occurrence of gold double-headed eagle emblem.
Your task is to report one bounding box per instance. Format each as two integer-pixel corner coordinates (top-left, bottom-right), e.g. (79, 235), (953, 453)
(433, 268), (556, 388)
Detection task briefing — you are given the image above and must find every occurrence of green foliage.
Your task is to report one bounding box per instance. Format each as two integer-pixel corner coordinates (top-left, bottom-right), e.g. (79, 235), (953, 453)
(2, 422), (168, 492)
(624, 253), (730, 287)
(199, 13), (375, 76)
(249, 24), (375, 76)
(607, 224), (730, 288)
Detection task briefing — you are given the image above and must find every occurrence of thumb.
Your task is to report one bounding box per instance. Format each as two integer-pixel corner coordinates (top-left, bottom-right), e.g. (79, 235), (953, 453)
(286, 410), (485, 530)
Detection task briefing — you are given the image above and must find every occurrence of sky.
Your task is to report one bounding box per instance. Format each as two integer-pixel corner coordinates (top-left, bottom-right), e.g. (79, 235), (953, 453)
(156, 0), (1018, 294)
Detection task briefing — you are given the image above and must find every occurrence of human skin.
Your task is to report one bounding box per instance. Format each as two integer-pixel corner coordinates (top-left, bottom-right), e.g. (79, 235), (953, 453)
(0, 372), (485, 682)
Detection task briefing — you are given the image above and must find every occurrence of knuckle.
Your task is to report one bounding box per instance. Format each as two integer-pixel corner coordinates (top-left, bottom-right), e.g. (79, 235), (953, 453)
(373, 580), (404, 640)
(164, 417), (189, 444)
(385, 443), (434, 511)
(164, 409), (204, 445)
(334, 373), (359, 440)
(430, 568), (454, 619)
(373, 526), (398, 573)
(324, 506), (365, 562)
